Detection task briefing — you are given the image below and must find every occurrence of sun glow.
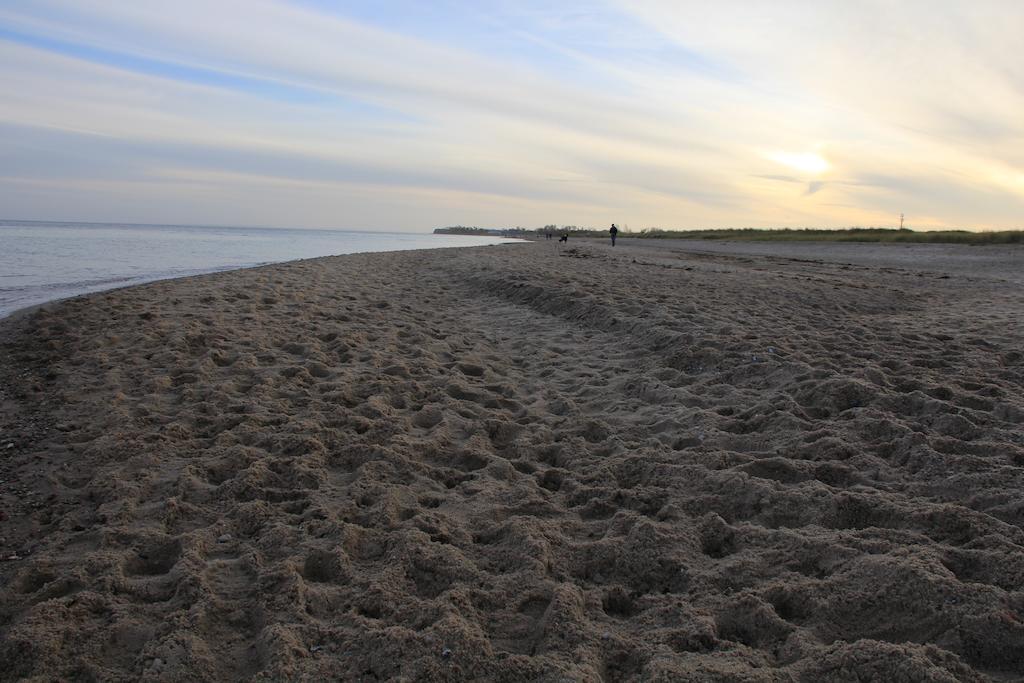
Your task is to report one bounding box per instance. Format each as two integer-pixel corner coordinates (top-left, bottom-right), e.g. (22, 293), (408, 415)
(767, 151), (830, 175)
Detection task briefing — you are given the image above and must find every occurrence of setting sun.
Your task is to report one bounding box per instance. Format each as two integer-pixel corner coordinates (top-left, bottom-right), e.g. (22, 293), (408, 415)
(767, 151), (830, 175)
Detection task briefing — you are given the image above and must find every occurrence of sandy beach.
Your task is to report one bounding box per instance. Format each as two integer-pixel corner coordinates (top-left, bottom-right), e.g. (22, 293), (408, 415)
(2, 238), (1023, 681)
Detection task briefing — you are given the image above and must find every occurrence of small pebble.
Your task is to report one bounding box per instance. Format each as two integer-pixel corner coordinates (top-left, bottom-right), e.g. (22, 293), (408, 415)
(217, 534), (233, 543)
(310, 645), (324, 653)
(441, 647), (452, 659)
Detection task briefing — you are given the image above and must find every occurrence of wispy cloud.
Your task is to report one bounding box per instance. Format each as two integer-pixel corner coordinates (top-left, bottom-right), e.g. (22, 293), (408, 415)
(0, 0), (1021, 229)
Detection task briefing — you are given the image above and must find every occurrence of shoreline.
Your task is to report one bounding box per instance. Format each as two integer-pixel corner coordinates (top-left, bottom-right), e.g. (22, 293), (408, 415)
(0, 238), (526, 322)
(2, 240), (1023, 679)
(6, 235), (1017, 323)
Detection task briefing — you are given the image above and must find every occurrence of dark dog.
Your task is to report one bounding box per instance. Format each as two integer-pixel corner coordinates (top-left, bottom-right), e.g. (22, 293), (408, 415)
(558, 234), (568, 243)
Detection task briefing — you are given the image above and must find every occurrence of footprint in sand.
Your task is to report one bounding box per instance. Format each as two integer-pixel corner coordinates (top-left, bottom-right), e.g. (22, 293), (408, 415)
(204, 553), (257, 607)
(197, 551), (262, 678)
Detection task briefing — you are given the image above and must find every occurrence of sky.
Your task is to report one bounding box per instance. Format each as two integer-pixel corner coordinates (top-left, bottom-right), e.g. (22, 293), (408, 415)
(1, 1), (1022, 232)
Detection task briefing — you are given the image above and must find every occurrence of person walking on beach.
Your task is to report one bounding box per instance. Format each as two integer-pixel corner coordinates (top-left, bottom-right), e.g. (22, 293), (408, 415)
(609, 224), (619, 246)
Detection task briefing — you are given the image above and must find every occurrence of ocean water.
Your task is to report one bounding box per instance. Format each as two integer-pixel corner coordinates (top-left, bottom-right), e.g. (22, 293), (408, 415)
(0, 221), (520, 318)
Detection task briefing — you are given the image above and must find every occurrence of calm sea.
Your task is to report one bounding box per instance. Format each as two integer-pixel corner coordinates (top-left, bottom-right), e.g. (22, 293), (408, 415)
(0, 220), (520, 318)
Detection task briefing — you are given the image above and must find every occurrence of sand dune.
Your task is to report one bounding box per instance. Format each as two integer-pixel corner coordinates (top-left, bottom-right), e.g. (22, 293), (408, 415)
(1, 239), (1023, 681)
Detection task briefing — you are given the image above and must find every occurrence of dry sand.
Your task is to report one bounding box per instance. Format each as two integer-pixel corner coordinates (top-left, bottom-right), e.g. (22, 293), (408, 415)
(1, 238), (1023, 681)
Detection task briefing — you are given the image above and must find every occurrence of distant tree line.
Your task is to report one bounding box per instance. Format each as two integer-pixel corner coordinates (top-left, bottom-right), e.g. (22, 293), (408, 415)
(434, 226), (537, 236)
(433, 226), (494, 235)
(433, 224), (627, 237)
(434, 225), (1023, 244)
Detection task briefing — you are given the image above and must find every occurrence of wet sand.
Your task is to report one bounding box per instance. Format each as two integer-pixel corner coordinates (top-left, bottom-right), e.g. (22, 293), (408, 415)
(1, 239), (1023, 681)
